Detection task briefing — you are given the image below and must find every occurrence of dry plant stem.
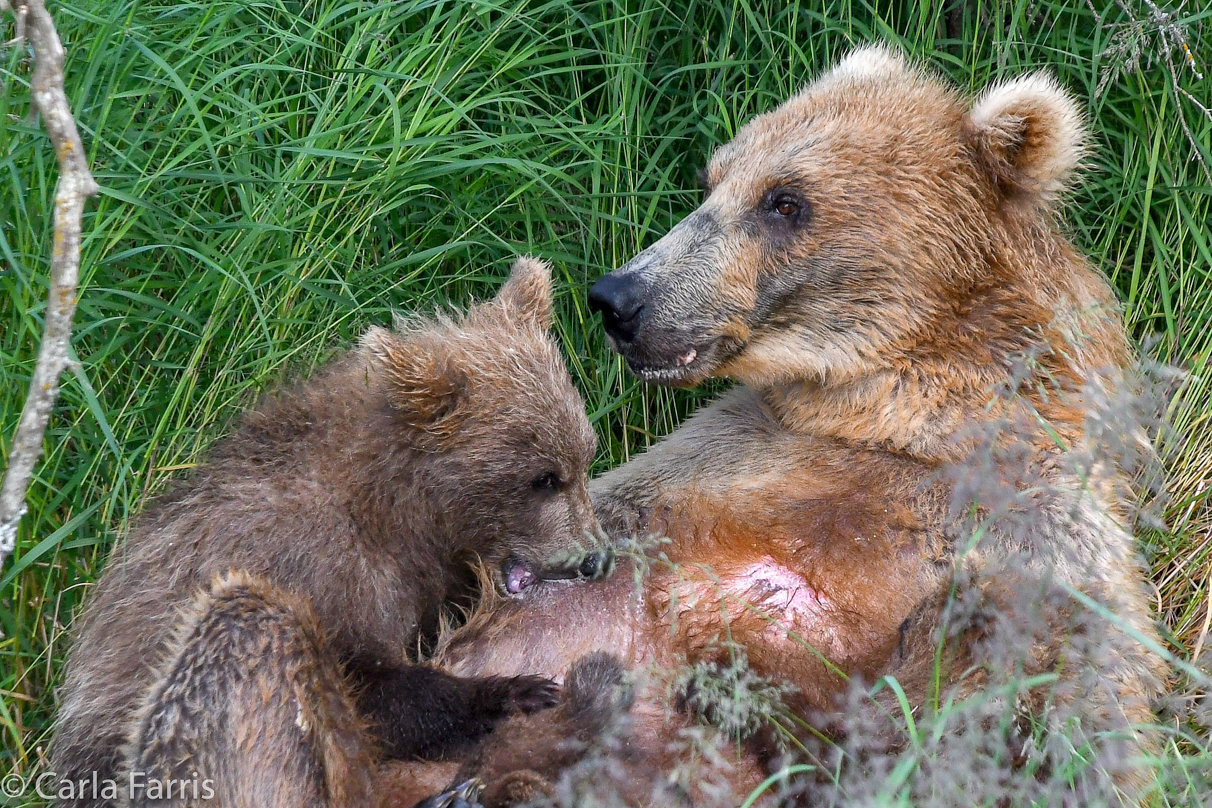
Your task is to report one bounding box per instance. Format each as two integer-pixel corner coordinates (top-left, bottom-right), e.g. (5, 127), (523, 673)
(1191, 558), (1212, 664)
(1132, 0), (1212, 183)
(0, 0), (100, 567)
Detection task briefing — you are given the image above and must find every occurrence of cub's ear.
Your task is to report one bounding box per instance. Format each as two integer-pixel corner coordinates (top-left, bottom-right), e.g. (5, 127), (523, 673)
(965, 73), (1086, 202)
(360, 326), (468, 434)
(492, 256), (554, 330)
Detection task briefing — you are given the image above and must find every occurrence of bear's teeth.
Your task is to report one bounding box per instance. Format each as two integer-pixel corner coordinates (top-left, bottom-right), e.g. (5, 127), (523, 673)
(676, 349), (697, 367)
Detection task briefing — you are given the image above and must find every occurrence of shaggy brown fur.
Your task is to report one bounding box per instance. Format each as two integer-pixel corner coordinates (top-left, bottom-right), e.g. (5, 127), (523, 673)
(50, 258), (606, 808)
(125, 571), (374, 808)
(385, 651), (766, 808)
(404, 47), (1166, 803)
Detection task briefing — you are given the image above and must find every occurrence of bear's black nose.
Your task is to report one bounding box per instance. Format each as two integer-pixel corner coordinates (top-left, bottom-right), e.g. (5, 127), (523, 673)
(588, 272), (645, 344)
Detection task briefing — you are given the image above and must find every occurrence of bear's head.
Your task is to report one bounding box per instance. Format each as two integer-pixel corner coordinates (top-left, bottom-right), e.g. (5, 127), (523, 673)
(362, 258), (607, 594)
(588, 45), (1103, 391)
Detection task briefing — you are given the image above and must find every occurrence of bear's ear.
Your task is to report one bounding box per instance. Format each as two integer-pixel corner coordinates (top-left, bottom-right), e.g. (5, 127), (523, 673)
(360, 326), (468, 434)
(828, 43), (909, 81)
(965, 73), (1086, 202)
(492, 256), (554, 330)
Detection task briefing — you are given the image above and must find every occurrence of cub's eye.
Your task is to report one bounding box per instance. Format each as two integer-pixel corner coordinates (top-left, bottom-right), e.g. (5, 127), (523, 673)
(774, 196), (799, 217)
(532, 472), (561, 492)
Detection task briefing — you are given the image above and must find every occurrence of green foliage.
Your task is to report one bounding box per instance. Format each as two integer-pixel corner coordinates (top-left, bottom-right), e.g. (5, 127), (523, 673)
(674, 643), (795, 743)
(0, 0), (1208, 800)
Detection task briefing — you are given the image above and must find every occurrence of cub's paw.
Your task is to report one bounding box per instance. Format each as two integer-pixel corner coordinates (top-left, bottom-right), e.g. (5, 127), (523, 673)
(503, 674), (560, 713)
(476, 674), (560, 716)
(413, 778), (483, 808)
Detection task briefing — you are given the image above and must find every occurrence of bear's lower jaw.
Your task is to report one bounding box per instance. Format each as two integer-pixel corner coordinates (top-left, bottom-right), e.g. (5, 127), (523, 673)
(620, 337), (730, 386)
(630, 362), (705, 386)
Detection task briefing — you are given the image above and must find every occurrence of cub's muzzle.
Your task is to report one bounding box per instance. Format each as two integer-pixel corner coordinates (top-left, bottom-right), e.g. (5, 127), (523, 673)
(501, 549), (614, 596)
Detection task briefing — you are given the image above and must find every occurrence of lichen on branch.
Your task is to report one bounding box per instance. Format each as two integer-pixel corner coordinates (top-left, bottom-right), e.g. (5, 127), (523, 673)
(0, 0), (100, 567)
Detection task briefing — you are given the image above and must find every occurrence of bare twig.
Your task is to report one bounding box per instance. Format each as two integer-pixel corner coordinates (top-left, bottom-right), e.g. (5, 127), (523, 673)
(1, 0), (28, 47)
(0, 0), (99, 569)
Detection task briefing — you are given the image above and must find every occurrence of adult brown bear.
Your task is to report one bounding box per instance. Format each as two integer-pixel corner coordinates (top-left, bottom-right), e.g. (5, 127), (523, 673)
(408, 45), (1166, 806)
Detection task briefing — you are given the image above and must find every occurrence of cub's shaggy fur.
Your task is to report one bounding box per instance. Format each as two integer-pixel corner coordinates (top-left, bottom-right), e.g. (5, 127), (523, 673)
(51, 258), (604, 807)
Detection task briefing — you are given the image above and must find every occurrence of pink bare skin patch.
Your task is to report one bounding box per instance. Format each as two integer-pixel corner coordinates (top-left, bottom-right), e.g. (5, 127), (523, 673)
(728, 556), (825, 619)
(720, 556), (845, 657)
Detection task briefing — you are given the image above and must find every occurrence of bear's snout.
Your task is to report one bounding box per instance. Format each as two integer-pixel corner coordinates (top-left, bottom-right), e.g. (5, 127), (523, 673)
(590, 211), (742, 386)
(577, 548), (613, 580)
(588, 270), (647, 345)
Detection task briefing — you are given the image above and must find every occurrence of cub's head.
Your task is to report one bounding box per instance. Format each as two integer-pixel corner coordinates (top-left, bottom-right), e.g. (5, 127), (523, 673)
(588, 45), (1089, 388)
(362, 258), (606, 595)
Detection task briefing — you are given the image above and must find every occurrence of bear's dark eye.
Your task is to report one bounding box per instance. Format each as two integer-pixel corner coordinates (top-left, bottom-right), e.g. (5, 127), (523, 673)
(532, 472), (561, 492)
(764, 189), (810, 227)
(774, 197), (799, 217)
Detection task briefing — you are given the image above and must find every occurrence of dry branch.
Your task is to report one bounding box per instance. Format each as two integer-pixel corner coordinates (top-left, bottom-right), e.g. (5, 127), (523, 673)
(0, 0), (99, 568)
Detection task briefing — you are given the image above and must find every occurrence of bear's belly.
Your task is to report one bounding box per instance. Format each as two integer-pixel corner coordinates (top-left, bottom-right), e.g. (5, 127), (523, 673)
(638, 502), (935, 709)
(441, 425), (949, 751)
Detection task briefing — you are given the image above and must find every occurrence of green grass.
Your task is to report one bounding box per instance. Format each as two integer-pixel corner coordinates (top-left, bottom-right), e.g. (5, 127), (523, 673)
(1, 0), (1208, 801)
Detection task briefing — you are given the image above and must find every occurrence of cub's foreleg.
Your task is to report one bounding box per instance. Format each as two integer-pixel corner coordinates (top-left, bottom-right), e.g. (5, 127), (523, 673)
(349, 658), (558, 761)
(126, 571), (561, 808)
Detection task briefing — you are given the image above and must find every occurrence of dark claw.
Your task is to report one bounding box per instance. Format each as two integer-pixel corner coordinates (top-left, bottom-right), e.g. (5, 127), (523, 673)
(413, 778), (484, 808)
(454, 780), (483, 803)
(474, 674), (559, 720)
(506, 674), (560, 714)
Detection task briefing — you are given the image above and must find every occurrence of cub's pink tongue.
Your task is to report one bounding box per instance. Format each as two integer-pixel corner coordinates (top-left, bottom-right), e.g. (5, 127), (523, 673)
(505, 560), (537, 594)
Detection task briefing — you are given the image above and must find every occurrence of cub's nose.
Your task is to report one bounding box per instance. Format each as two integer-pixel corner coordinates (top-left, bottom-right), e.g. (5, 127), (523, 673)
(578, 549), (614, 580)
(588, 272), (645, 344)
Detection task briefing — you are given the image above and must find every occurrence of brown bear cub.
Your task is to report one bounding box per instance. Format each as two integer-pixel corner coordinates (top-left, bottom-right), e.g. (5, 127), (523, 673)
(50, 257), (607, 808)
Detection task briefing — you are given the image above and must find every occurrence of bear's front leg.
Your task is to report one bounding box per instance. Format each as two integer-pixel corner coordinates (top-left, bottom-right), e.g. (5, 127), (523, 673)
(591, 473), (673, 540)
